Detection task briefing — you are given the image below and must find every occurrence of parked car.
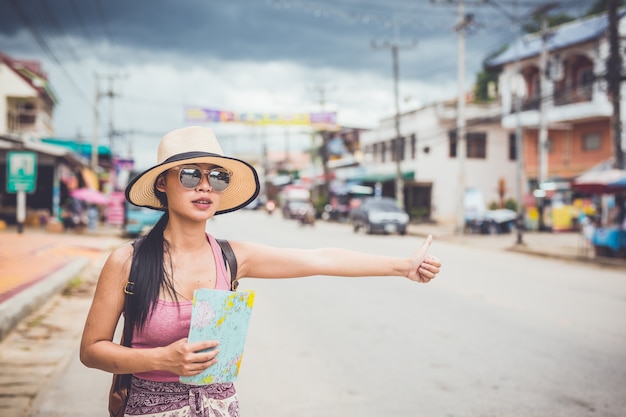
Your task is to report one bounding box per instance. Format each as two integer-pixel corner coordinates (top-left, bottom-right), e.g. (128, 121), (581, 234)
(349, 197), (409, 235)
(465, 208), (517, 234)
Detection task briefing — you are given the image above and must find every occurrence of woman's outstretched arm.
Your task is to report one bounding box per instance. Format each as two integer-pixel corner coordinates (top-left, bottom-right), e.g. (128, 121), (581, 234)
(233, 235), (440, 283)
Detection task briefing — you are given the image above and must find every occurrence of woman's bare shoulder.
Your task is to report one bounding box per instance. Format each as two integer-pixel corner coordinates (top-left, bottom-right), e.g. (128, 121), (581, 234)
(101, 241), (135, 277)
(110, 241), (135, 261)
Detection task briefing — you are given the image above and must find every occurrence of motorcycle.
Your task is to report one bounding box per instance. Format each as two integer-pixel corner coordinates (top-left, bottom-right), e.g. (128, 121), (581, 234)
(265, 200), (276, 215)
(296, 206), (316, 227)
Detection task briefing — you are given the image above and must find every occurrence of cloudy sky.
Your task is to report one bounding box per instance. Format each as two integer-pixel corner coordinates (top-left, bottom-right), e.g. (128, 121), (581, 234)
(0, 0), (590, 169)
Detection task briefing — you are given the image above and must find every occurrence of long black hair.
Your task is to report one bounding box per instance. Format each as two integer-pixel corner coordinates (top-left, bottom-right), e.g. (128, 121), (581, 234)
(124, 180), (179, 332)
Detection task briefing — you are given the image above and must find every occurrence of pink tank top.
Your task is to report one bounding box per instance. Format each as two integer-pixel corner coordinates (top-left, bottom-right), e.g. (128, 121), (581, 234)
(131, 233), (232, 382)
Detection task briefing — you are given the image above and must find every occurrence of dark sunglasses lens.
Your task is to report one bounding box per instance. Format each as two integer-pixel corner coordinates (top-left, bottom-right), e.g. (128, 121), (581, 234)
(179, 168), (202, 189)
(209, 170), (230, 192)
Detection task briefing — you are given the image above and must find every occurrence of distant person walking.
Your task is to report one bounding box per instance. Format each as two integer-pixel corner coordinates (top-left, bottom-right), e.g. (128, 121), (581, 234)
(80, 126), (441, 417)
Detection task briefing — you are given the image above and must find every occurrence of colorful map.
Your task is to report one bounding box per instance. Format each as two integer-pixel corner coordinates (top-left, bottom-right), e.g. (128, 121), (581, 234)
(180, 289), (255, 385)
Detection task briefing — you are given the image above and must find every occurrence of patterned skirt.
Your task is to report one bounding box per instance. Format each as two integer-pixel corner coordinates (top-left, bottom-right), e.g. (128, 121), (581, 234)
(124, 376), (239, 417)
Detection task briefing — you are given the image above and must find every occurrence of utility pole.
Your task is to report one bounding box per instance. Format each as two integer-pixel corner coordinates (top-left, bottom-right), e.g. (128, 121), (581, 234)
(513, 0), (526, 245)
(91, 73), (126, 172)
(536, 6), (555, 188)
(103, 73), (127, 158)
(607, 0), (625, 224)
(432, 0), (481, 233)
(607, 0), (625, 171)
(532, 3), (558, 231)
(454, 1), (473, 234)
(91, 74), (102, 172)
(309, 84), (335, 201)
(372, 19), (416, 209)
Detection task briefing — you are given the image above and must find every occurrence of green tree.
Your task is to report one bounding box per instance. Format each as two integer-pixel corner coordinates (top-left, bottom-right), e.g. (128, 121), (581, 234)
(584, 0), (625, 16)
(522, 12), (574, 34)
(474, 46), (507, 103)
(474, 67), (499, 103)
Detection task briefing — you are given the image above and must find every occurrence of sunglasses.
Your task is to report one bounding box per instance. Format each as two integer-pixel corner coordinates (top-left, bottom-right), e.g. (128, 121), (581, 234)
(173, 165), (232, 192)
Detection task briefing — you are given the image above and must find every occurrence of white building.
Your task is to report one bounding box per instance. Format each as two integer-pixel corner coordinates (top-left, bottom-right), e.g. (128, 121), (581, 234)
(0, 52), (56, 138)
(357, 100), (517, 225)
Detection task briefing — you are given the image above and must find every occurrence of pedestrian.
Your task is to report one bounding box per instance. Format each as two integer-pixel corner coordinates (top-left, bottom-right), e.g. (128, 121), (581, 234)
(79, 126), (442, 417)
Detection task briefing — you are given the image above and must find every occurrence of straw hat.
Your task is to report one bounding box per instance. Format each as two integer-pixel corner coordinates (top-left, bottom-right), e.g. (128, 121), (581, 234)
(125, 126), (259, 215)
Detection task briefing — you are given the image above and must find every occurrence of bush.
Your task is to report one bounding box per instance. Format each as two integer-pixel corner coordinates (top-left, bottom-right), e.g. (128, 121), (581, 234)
(504, 198), (517, 212)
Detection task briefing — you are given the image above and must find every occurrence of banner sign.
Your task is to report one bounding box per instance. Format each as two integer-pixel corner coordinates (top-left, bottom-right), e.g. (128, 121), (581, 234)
(185, 106), (337, 128)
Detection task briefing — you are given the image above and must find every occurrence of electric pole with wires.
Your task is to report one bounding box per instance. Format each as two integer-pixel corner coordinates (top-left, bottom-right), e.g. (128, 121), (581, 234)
(371, 19), (416, 210)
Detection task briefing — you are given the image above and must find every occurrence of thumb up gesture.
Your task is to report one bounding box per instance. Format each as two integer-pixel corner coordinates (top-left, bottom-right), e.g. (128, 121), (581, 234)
(407, 235), (441, 283)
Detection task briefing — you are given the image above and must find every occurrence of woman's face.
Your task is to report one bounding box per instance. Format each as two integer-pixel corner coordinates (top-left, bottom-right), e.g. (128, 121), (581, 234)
(157, 163), (226, 221)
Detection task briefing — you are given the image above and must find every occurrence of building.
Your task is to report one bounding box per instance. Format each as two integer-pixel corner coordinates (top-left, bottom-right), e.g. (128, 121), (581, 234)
(357, 100), (516, 225)
(0, 133), (90, 227)
(487, 9), (625, 230)
(0, 53), (108, 229)
(0, 52), (57, 138)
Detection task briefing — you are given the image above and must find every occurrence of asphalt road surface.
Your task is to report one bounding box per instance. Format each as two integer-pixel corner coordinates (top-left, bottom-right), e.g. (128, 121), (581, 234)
(29, 210), (626, 417)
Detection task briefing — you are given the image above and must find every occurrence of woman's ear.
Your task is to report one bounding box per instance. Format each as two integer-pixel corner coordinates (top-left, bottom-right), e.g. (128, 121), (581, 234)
(155, 175), (166, 192)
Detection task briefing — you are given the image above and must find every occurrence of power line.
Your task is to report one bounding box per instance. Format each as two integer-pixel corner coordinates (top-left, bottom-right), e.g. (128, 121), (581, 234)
(68, 0), (96, 43)
(8, 0), (92, 108)
(94, 0), (112, 42)
(37, 0), (82, 61)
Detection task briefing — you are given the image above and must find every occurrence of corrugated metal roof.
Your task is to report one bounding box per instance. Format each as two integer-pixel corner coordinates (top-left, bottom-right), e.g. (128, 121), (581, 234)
(487, 10), (625, 67)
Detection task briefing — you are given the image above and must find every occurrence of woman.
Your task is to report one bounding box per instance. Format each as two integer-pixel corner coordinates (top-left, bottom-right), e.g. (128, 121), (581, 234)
(80, 126), (442, 416)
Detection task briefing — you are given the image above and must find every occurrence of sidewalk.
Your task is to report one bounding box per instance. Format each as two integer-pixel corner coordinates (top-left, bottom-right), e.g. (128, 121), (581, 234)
(0, 224), (126, 341)
(406, 222), (626, 268)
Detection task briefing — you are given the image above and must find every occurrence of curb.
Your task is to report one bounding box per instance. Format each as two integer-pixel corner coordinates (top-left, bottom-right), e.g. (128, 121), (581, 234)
(0, 258), (89, 341)
(508, 245), (626, 268)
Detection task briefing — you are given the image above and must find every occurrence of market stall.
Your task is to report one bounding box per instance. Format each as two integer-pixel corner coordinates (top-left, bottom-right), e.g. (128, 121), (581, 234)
(572, 169), (626, 258)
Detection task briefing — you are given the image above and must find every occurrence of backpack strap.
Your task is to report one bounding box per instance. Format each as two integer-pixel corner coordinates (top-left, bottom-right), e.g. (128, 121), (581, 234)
(216, 239), (239, 291)
(121, 238), (143, 347)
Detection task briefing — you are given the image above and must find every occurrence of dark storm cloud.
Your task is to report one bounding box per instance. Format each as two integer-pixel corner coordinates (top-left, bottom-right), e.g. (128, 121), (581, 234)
(0, 1), (525, 79)
(0, 0), (591, 89)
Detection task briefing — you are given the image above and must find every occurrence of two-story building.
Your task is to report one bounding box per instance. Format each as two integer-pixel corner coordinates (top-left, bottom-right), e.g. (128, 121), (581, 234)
(0, 52), (56, 138)
(0, 52), (103, 229)
(487, 9), (625, 230)
(356, 100), (517, 226)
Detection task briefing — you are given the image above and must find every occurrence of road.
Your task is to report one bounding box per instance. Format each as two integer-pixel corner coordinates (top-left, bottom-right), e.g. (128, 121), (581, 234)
(26, 210), (626, 417)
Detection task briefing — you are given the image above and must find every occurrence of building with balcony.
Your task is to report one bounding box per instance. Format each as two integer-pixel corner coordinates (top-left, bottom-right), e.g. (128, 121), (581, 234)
(0, 53), (113, 229)
(0, 52), (57, 138)
(486, 9), (624, 213)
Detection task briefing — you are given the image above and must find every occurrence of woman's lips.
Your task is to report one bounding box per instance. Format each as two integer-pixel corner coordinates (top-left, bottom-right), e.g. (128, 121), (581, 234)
(192, 198), (213, 207)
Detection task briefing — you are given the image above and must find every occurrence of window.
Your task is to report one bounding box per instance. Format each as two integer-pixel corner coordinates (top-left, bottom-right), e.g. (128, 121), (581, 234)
(577, 67), (594, 100)
(393, 136), (406, 162)
(18, 114), (36, 125)
(410, 134), (417, 159)
(467, 132), (487, 159)
(508, 133), (517, 161)
(583, 132), (601, 151)
(449, 130), (457, 158)
(449, 131), (487, 159)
